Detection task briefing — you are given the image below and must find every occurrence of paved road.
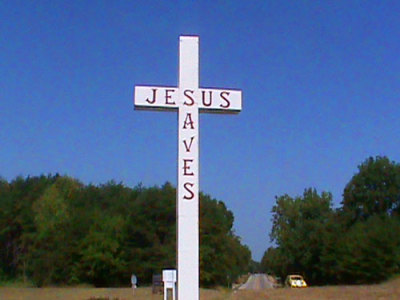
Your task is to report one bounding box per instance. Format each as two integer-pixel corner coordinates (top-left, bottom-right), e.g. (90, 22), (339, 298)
(239, 273), (274, 290)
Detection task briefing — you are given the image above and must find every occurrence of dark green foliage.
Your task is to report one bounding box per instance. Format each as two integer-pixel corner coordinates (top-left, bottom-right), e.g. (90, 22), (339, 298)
(0, 174), (59, 282)
(336, 215), (400, 284)
(0, 175), (250, 287)
(342, 156), (400, 224)
(122, 183), (176, 284)
(200, 193), (251, 286)
(248, 260), (262, 273)
(261, 247), (285, 277)
(266, 188), (335, 285)
(25, 177), (81, 286)
(262, 156), (400, 286)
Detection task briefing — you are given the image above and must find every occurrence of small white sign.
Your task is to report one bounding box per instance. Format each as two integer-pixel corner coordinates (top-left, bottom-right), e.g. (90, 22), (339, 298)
(162, 269), (177, 284)
(131, 274), (137, 286)
(163, 269), (177, 300)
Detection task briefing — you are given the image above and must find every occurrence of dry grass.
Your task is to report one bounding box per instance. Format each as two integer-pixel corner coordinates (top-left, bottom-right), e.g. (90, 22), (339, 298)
(1, 278), (400, 300)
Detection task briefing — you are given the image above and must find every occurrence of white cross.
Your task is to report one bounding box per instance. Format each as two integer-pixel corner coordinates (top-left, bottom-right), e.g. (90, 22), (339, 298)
(134, 35), (242, 300)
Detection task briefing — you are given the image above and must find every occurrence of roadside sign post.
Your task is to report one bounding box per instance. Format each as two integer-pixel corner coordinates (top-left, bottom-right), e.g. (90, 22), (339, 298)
(134, 35), (242, 300)
(162, 269), (177, 300)
(131, 274), (137, 296)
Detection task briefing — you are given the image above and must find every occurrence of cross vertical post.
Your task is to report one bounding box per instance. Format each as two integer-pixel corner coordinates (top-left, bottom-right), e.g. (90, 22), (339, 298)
(177, 36), (200, 300)
(134, 35), (242, 300)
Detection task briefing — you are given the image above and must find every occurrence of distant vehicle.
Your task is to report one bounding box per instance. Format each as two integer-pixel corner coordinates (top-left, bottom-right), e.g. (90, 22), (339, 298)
(285, 275), (308, 288)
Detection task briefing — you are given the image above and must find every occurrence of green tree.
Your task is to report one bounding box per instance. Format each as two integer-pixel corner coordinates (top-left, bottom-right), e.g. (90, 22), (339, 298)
(25, 177), (80, 286)
(317, 212), (345, 283)
(261, 247), (286, 278)
(0, 176), (251, 287)
(123, 183), (176, 284)
(77, 213), (127, 286)
(0, 175), (59, 281)
(200, 193), (251, 286)
(342, 156), (400, 224)
(336, 215), (400, 283)
(269, 188), (334, 284)
(0, 178), (12, 279)
(27, 186), (69, 285)
(248, 260), (262, 274)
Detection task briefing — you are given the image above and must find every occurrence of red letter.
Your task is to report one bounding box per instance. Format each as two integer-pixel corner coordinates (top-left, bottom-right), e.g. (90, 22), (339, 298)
(220, 91), (230, 108)
(183, 182), (194, 200)
(183, 136), (195, 152)
(165, 89), (176, 105)
(183, 113), (195, 129)
(202, 90), (212, 107)
(184, 90), (194, 106)
(183, 159), (194, 176)
(146, 89), (157, 104)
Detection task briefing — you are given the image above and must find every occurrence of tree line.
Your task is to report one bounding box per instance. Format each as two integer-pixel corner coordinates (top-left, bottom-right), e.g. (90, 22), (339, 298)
(262, 156), (400, 285)
(0, 176), (251, 287)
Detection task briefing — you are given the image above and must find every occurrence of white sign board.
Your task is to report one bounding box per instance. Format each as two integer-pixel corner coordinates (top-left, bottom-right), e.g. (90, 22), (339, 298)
(163, 269), (177, 300)
(162, 269), (177, 283)
(134, 36), (242, 300)
(135, 87), (242, 112)
(131, 274), (137, 286)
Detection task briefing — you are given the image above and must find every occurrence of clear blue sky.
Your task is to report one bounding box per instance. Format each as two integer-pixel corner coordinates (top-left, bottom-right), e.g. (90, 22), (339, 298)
(1, 1), (399, 261)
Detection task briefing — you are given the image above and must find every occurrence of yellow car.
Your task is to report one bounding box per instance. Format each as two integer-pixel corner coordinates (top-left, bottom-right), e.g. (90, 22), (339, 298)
(285, 275), (308, 288)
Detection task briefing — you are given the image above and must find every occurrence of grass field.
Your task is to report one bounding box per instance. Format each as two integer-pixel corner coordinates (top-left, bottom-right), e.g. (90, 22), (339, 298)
(1, 278), (400, 300)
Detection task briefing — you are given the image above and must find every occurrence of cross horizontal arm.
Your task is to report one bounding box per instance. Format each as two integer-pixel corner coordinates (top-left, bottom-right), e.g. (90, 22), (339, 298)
(134, 86), (242, 113)
(198, 88), (241, 113)
(135, 86), (179, 111)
